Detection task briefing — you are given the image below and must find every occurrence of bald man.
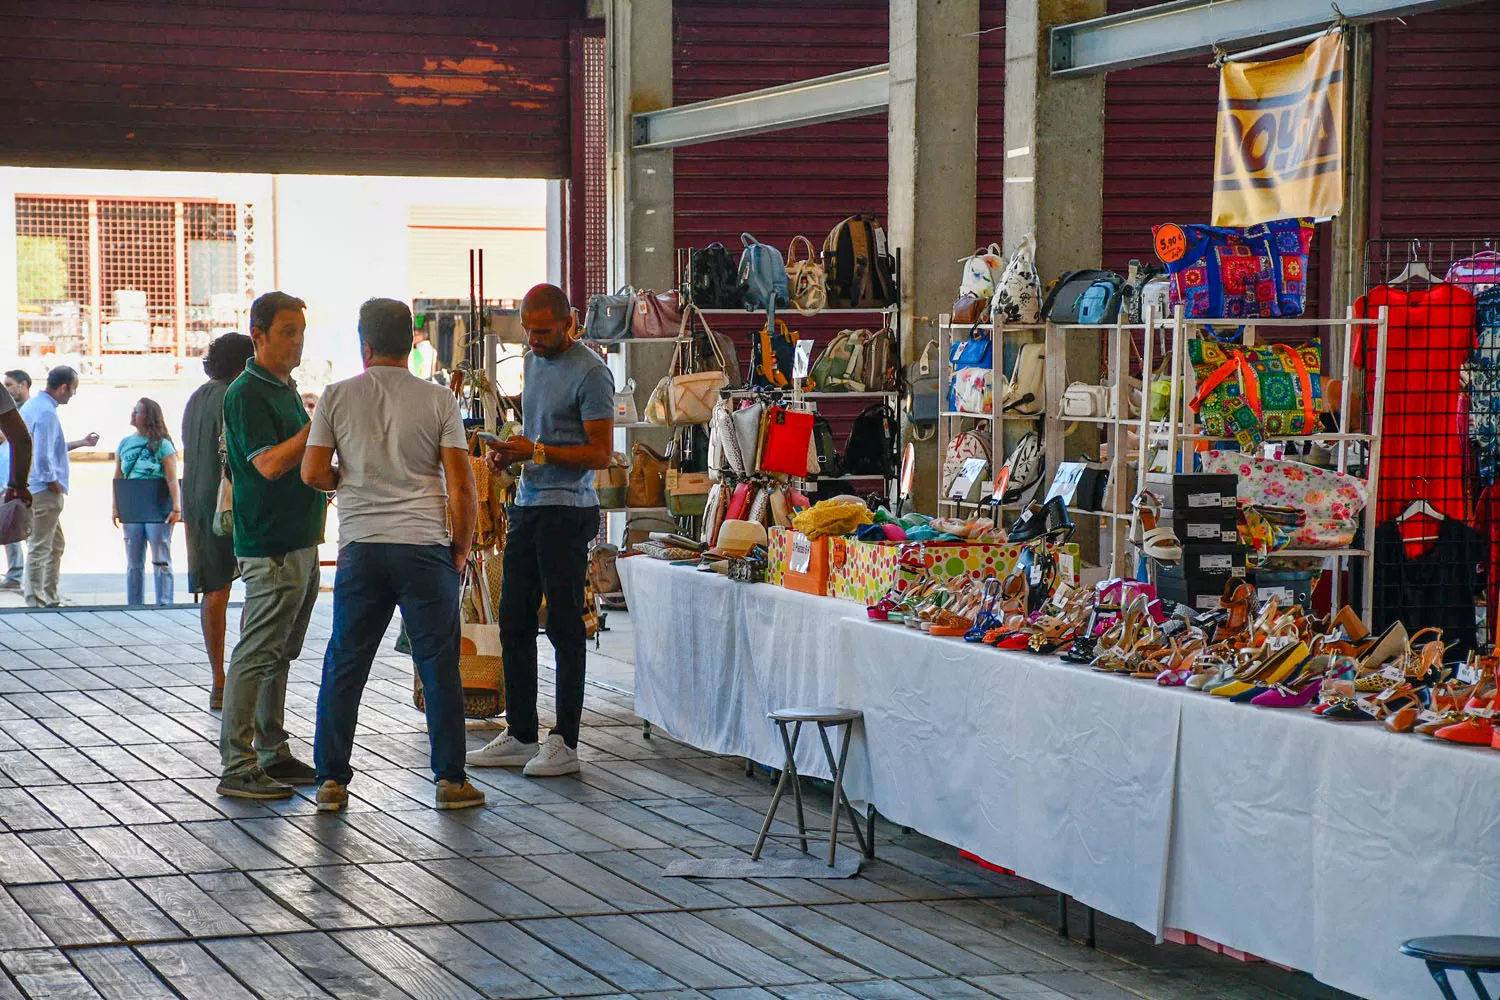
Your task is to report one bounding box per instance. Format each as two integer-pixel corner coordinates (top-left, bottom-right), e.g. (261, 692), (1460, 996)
(469, 284), (614, 777)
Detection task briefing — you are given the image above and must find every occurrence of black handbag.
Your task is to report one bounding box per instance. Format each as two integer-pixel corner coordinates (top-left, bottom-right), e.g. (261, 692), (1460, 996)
(114, 442), (173, 523)
(114, 479), (172, 524)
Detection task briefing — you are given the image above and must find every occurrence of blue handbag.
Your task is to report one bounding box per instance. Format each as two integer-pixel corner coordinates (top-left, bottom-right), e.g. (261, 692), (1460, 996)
(947, 323), (992, 410)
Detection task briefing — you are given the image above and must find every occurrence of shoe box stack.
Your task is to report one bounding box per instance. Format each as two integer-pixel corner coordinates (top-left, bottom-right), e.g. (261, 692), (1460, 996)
(1147, 472), (1245, 613)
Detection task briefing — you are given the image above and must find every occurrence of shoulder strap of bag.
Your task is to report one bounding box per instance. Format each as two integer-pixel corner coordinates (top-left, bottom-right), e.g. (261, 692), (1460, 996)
(1187, 351), (1254, 415)
(122, 439), (145, 479)
(691, 306), (728, 373)
(1271, 344), (1316, 429)
(849, 219), (872, 304)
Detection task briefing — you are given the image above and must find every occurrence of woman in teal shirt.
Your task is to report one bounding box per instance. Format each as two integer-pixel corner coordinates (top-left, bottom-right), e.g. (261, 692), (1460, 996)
(112, 398), (182, 605)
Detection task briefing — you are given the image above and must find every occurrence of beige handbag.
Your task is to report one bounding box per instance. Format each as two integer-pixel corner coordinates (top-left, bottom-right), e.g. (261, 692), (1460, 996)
(626, 443), (668, 508)
(786, 235), (827, 316)
(666, 319), (729, 425)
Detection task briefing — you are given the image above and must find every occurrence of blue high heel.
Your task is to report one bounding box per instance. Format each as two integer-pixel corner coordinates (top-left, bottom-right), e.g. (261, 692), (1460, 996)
(964, 578), (1004, 642)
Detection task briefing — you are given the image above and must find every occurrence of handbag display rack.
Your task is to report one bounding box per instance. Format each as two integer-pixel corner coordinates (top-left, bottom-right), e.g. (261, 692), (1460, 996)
(668, 244), (905, 503)
(1138, 303), (1391, 613)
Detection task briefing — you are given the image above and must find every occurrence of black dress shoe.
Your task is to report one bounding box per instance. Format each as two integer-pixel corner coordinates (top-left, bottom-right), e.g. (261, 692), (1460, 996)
(1007, 502), (1047, 543)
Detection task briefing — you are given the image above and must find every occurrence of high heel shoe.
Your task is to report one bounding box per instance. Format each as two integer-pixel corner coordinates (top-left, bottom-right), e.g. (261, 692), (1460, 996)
(1434, 663), (1498, 745)
(1354, 620), (1409, 674)
(1092, 595), (1154, 672)
(964, 578), (1006, 642)
(1130, 490), (1181, 562)
(1214, 580), (1255, 644)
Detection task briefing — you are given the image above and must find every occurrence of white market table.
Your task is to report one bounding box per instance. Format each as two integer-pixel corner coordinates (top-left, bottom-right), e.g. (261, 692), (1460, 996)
(617, 556), (1500, 1000)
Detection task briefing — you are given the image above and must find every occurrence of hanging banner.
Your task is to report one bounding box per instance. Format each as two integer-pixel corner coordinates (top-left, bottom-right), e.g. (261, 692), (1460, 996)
(1212, 30), (1346, 227)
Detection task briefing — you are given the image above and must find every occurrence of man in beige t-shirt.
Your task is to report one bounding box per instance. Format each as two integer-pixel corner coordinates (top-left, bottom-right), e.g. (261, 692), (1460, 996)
(300, 297), (484, 812)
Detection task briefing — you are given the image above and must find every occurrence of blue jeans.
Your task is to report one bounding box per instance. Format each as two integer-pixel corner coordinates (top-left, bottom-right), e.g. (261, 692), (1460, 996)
(124, 521), (174, 606)
(4, 542), (22, 586)
(315, 541), (466, 787)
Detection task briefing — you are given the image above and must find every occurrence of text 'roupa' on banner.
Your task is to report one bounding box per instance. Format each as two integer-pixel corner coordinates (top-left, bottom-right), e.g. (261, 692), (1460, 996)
(1212, 29), (1346, 228)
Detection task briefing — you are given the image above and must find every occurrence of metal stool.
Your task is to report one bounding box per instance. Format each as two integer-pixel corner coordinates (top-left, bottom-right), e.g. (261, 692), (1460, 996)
(1401, 936), (1500, 1000)
(752, 707), (872, 867)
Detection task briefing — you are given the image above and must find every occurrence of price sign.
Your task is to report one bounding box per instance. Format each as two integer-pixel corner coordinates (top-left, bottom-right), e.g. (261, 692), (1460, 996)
(1457, 661), (1483, 685)
(1380, 664), (1406, 682)
(790, 533), (812, 574)
(1154, 223), (1188, 264)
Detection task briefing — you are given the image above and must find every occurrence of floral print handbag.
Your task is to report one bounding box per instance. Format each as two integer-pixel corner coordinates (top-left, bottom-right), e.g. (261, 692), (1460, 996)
(990, 233), (1042, 325)
(1201, 451), (1368, 550)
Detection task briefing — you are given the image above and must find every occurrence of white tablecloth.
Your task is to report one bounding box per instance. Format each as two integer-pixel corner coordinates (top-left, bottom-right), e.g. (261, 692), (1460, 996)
(623, 557), (846, 780)
(618, 557), (1500, 1000)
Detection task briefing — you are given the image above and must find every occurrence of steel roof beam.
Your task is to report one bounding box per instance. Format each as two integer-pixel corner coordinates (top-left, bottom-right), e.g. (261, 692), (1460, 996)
(1048, 0), (1483, 77)
(631, 64), (889, 150)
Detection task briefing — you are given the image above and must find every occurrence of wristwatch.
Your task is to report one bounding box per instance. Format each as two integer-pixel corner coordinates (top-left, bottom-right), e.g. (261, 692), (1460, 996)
(532, 441), (547, 466)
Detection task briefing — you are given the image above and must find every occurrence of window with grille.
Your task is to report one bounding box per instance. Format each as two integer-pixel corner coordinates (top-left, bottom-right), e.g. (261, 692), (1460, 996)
(14, 195), (245, 357)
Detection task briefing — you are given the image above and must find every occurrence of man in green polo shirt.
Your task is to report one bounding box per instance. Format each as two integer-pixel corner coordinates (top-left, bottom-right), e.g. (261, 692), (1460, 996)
(216, 291), (327, 800)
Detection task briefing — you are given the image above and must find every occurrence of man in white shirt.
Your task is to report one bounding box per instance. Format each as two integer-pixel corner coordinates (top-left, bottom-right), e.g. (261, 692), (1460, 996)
(21, 367), (98, 608)
(301, 297), (484, 812)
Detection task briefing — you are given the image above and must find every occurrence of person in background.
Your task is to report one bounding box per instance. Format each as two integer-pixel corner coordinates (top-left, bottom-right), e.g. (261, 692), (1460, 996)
(468, 284), (613, 778)
(409, 325), (437, 380)
(0, 370), (32, 590)
(21, 367), (98, 608)
(111, 398), (181, 607)
(301, 391), (318, 417)
(183, 333), (254, 710)
(302, 297), (482, 812)
(217, 292), (326, 800)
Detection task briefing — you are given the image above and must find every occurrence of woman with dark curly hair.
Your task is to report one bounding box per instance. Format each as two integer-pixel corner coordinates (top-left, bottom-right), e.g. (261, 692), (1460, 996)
(184, 332), (255, 708)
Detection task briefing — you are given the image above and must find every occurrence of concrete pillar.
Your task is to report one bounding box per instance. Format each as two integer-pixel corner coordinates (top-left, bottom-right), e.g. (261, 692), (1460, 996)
(606, 0), (673, 462)
(1329, 25), (1373, 321)
(1002, 0), (1105, 287)
(888, 0), (980, 510)
(1004, 0), (1106, 556)
(606, 0), (672, 293)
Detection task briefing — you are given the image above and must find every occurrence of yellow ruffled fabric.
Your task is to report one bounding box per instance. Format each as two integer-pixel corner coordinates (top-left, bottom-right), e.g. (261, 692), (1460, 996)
(791, 498), (873, 539)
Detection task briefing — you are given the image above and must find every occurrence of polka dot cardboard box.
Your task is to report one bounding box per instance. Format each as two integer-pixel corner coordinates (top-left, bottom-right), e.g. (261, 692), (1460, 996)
(767, 526), (792, 587)
(828, 538), (1082, 605)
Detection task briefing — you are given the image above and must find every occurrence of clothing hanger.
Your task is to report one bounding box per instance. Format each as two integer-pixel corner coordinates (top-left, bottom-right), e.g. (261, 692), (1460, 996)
(1388, 239), (1435, 286)
(1396, 479), (1444, 545)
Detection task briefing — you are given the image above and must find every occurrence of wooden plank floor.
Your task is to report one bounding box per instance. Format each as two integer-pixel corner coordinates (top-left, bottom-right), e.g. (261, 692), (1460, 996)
(0, 605), (1356, 1000)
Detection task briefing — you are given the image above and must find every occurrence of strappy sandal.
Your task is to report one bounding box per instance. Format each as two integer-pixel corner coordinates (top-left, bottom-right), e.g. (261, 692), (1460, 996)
(1025, 598), (1093, 654)
(964, 578), (1006, 642)
(1131, 490), (1181, 562)
(1092, 596), (1152, 672)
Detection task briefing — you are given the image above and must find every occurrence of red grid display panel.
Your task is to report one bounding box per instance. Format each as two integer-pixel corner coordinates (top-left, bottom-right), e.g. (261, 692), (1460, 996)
(583, 32), (608, 301)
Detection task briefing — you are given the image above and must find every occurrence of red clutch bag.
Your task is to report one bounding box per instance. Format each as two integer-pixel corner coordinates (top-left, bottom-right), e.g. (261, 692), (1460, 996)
(759, 407), (814, 477)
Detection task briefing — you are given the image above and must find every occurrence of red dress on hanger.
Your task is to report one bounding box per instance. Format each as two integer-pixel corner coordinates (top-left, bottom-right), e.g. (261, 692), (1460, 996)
(1356, 282), (1477, 523)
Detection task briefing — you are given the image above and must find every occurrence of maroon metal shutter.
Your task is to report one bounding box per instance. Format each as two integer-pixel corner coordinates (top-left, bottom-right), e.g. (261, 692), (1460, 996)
(976, 0), (1006, 244)
(1369, 6), (1500, 241)
(672, 0), (891, 423)
(0, 1), (580, 177)
(672, 0), (889, 256)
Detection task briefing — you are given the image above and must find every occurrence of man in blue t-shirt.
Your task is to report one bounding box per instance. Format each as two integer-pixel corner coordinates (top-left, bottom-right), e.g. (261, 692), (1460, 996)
(469, 284), (614, 778)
